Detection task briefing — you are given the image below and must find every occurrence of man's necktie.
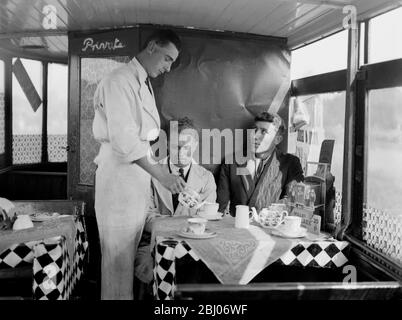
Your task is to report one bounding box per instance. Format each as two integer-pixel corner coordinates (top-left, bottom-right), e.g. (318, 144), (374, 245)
(172, 168), (185, 212)
(145, 77), (153, 96)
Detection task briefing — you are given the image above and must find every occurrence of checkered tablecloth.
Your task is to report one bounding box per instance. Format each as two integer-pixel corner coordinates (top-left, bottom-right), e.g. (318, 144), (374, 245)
(0, 216), (88, 300)
(153, 238), (349, 300)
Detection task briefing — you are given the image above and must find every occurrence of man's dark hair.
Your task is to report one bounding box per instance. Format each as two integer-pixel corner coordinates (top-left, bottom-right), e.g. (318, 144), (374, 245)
(167, 117), (198, 140)
(254, 112), (286, 135)
(144, 29), (182, 51)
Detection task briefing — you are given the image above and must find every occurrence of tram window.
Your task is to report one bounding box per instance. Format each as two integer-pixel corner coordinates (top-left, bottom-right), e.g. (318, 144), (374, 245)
(365, 87), (402, 264)
(48, 63), (68, 162)
(289, 92), (345, 200)
(0, 60), (5, 156)
(369, 7), (402, 64)
(291, 30), (348, 80)
(12, 58), (43, 164)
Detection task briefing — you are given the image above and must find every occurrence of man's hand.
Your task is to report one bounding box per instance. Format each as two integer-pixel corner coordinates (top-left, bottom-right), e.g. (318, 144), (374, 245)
(161, 174), (186, 194)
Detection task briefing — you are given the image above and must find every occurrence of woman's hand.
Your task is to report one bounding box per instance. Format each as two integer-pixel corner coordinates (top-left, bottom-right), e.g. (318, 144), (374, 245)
(161, 174), (187, 194)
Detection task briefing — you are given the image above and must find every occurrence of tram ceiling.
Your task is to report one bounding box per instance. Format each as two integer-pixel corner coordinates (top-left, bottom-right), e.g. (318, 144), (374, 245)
(0, 0), (400, 61)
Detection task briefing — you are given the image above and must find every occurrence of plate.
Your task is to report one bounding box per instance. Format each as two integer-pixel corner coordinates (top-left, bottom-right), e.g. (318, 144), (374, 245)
(177, 229), (217, 239)
(270, 226), (307, 239)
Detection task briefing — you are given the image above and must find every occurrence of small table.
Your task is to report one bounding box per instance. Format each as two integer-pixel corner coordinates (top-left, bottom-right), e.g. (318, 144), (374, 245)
(0, 215), (88, 300)
(150, 216), (350, 300)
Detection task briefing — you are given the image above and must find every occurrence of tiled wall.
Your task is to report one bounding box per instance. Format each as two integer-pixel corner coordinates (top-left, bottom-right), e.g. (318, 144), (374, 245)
(363, 204), (402, 264)
(79, 56), (130, 185)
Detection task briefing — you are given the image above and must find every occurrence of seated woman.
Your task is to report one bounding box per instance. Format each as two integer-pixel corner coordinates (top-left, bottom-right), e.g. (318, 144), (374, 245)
(134, 117), (216, 287)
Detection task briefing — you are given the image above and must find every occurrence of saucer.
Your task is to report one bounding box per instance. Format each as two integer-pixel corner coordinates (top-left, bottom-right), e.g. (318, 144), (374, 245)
(198, 213), (222, 221)
(271, 226), (307, 239)
(178, 228), (217, 239)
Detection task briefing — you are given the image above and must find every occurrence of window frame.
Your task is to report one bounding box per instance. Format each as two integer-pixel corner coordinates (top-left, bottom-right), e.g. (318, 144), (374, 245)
(291, 15), (402, 279)
(10, 58), (68, 167)
(0, 56), (12, 171)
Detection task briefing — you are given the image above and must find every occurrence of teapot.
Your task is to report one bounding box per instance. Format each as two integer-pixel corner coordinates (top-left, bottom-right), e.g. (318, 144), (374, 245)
(251, 207), (288, 229)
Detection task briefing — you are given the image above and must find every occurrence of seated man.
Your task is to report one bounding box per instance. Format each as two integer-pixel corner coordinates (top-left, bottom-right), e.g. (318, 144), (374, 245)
(217, 112), (304, 215)
(135, 117), (216, 285)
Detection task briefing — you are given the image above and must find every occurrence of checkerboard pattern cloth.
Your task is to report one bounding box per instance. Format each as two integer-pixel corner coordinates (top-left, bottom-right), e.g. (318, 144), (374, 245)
(32, 218), (88, 300)
(153, 239), (199, 300)
(153, 238), (349, 300)
(0, 241), (38, 269)
(0, 216), (88, 300)
(274, 241), (349, 268)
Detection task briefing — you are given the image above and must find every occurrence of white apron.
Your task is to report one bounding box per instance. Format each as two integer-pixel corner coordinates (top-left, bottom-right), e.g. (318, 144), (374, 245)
(93, 58), (160, 300)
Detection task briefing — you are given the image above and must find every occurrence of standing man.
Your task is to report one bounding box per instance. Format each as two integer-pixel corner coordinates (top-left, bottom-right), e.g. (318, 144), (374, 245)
(92, 30), (185, 299)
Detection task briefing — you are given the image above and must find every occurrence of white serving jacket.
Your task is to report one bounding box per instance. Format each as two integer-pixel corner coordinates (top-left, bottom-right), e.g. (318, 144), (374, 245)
(92, 57), (160, 299)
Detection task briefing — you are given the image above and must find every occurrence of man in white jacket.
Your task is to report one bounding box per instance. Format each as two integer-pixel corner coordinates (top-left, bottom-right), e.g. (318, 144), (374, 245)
(92, 30), (186, 300)
(134, 118), (217, 287)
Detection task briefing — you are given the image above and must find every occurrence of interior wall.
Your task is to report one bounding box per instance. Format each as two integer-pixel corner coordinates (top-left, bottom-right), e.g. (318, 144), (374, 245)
(143, 28), (290, 175)
(74, 26), (290, 186)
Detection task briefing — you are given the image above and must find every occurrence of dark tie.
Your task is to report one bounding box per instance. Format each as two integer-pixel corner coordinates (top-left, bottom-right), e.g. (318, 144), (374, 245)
(172, 168), (185, 212)
(145, 77), (153, 96)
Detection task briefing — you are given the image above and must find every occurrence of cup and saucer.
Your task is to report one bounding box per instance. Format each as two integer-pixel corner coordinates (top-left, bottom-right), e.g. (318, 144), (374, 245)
(197, 202), (223, 221)
(271, 216), (307, 239)
(178, 218), (217, 239)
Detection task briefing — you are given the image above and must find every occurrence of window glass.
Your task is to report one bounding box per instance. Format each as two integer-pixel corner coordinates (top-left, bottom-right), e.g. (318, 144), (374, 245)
(291, 30), (348, 80)
(365, 87), (402, 264)
(12, 58), (43, 164)
(48, 63), (68, 162)
(369, 7), (402, 64)
(0, 60), (5, 155)
(289, 92), (346, 223)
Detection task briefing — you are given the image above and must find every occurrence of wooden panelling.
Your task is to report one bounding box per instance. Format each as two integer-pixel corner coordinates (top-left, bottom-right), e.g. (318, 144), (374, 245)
(0, 163), (67, 200)
(176, 281), (402, 300)
(346, 235), (402, 282)
(364, 58), (402, 90)
(291, 70), (346, 95)
(2, 171), (67, 200)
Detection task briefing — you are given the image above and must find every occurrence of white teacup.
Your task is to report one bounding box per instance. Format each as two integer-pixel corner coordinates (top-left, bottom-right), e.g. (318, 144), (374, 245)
(187, 218), (207, 235)
(12, 214), (34, 231)
(282, 216), (302, 234)
(198, 202), (219, 218)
